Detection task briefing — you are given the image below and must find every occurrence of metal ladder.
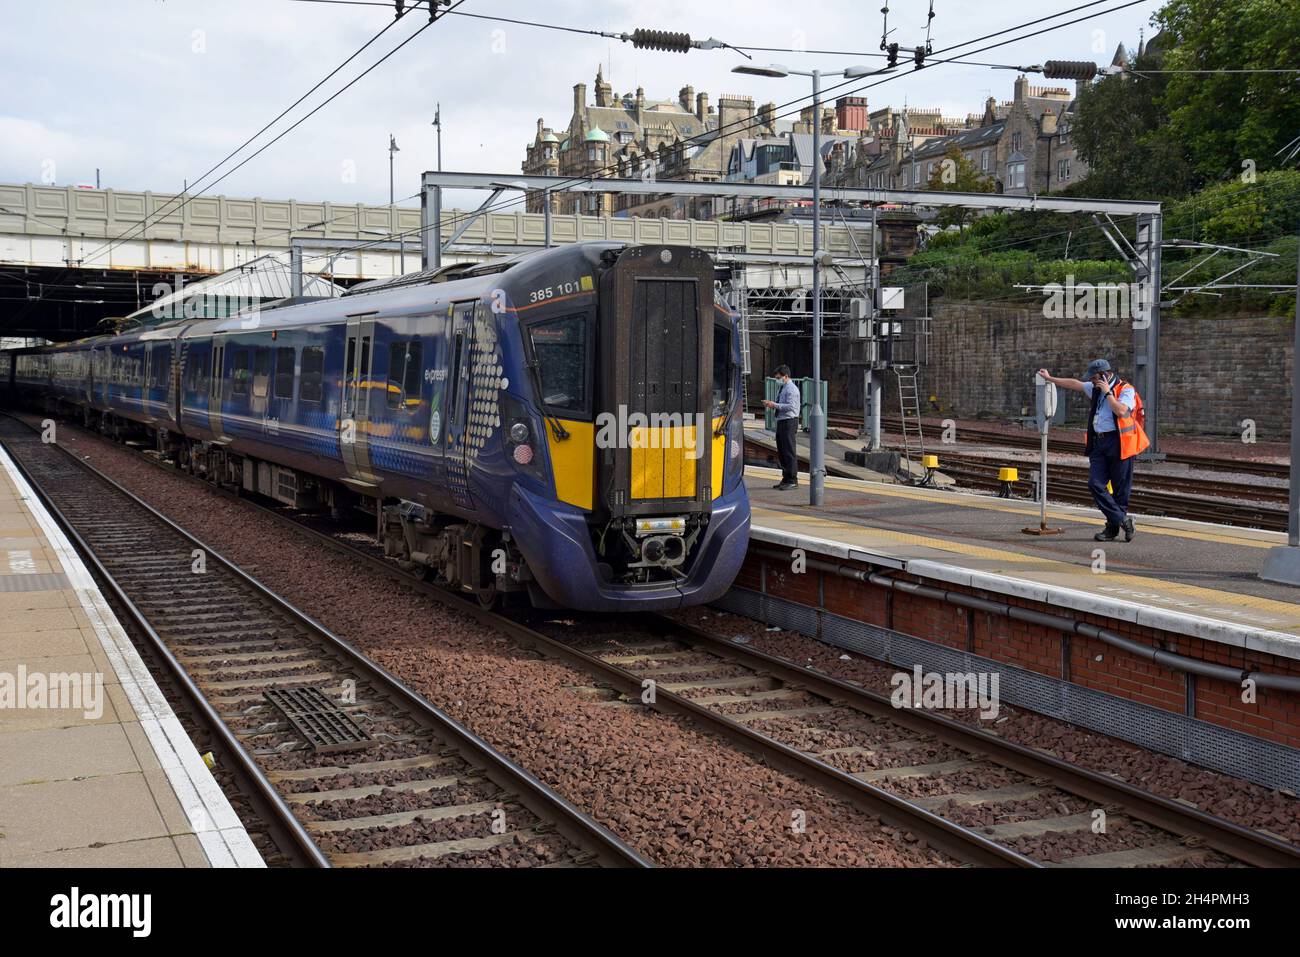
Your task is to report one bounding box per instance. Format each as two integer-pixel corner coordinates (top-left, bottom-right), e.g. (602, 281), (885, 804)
(894, 364), (926, 481)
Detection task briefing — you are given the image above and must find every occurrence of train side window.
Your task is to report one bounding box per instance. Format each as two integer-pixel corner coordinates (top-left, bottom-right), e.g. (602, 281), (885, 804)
(386, 341), (405, 410)
(386, 340), (424, 411)
(185, 351), (204, 392)
(403, 341), (422, 409)
(273, 347), (295, 399)
(299, 346), (324, 402)
(210, 344), (224, 399)
(154, 347), (171, 388)
(712, 325), (732, 416)
(232, 350), (249, 397)
(252, 348), (270, 398)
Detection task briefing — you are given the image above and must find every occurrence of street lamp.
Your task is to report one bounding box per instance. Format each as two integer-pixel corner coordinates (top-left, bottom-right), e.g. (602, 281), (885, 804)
(388, 134), (400, 207)
(431, 104), (443, 270)
(732, 63), (882, 507)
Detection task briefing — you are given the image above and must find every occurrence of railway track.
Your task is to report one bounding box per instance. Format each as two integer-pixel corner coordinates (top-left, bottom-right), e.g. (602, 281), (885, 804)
(33, 414), (1300, 869)
(0, 415), (646, 869)
(552, 614), (1300, 868)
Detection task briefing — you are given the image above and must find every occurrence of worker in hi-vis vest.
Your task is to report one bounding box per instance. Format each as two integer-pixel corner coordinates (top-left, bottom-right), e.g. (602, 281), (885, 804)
(1036, 359), (1150, 542)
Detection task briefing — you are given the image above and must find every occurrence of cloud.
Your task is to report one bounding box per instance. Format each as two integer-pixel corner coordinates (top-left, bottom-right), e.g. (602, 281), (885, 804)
(0, 0), (1164, 213)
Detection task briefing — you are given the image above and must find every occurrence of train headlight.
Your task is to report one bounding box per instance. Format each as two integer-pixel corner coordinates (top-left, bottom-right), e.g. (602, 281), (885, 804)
(500, 393), (550, 489)
(729, 437), (740, 462)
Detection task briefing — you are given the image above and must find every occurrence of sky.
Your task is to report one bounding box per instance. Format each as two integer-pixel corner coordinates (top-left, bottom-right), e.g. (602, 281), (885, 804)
(0, 0), (1167, 213)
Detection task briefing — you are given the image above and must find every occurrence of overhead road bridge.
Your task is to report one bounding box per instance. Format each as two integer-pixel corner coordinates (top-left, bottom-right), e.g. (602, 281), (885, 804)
(0, 182), (879, 342)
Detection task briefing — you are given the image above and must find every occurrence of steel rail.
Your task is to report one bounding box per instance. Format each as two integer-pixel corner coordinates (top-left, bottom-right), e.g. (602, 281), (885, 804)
(654, 614), (1300, 868)
(0, 414), (648, 869)
(0, 435), (330, 868)
(56, 425), (1036, 867)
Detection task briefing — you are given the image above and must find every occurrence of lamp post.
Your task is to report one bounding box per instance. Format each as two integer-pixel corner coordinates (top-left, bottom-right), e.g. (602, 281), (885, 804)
(732, 63), (883, 507)
(388, 134), (400, 206)
(388, 135), (402, 276)
(431, 104), (442, 270)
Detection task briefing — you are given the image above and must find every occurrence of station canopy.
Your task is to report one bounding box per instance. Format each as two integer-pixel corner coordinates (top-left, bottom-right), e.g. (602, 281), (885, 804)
(125, 254), (342, 325)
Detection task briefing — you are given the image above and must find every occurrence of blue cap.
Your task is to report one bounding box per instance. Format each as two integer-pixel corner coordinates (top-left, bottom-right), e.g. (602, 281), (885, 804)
(1084, 358), (1111, 378)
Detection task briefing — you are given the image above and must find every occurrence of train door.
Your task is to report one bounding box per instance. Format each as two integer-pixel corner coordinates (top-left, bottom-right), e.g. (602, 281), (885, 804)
(172, 340), (184, 425)
(207, 340), (226, 439)
(340, 313), (378, 484)
(143, 343), (154, 422)
(442, 301), (475, 510)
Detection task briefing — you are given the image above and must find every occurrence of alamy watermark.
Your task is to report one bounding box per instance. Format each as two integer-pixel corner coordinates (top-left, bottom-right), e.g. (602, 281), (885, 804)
(890, 664), (1000, 720)
(1, 666), (104, 719)
(1041, 274), (1149, 328)
(594, 405), (710, 460)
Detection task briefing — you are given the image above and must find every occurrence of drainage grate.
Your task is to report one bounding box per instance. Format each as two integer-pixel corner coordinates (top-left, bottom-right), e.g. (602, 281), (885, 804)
(264, 686), (374, 753)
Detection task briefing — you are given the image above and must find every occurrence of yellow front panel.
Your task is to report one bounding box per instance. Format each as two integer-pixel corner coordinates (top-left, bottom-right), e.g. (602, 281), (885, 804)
(630, 425), (705, 500)
(662, 427), (684, 497)
(546, 418), (594, 510)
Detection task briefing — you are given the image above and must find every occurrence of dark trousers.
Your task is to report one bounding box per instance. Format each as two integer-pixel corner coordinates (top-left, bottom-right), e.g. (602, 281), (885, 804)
(1087, 431), (1133, 527)
(776, 417), (798, 484)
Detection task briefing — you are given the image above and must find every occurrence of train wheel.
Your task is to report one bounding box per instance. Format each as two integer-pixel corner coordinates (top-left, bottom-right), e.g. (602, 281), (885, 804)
(476, 584), (500, 611)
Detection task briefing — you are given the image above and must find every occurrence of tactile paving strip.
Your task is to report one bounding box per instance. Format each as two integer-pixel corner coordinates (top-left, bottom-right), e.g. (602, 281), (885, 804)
(264, 686), (374, 753)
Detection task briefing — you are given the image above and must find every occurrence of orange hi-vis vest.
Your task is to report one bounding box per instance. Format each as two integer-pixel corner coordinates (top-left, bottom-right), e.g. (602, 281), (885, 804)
(1111, 379), (1150, 459)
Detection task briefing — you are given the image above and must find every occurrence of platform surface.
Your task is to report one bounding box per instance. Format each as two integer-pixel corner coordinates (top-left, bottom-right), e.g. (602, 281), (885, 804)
(0, 446), (261, 868)
(744, 461), (1300, 662)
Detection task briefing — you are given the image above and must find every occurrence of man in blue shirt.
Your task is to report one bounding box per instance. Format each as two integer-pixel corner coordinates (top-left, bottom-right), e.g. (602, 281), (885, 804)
(1037, 359), (1138, 542)
(762, 365), (801, 490)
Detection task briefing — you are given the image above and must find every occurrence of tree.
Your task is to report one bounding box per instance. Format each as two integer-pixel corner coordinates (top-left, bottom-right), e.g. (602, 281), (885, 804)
(1073, 47), (1194, 199)
(1156, 0), (1300, 184)
(925, 145), (994, 230)
(1074, 0), (1300, 199)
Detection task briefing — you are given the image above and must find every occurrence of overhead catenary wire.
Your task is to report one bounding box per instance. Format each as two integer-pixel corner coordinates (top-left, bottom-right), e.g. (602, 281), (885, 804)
(76, 8), (419, 270)
(28, 5), (467, 306)
(284, 0), (1133, 71)
(30, 0), (1162, 307)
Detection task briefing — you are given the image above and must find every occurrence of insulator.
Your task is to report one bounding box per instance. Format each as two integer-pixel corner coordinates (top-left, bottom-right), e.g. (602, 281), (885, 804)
(886, 42), (899, 67)
(913, 45), (926, 68)
(1042, 60), (1098, 81)
(631, 28), (692, 53)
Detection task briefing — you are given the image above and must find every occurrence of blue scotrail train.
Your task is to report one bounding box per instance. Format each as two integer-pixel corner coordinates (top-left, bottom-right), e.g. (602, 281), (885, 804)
(7, 242), (751, 611)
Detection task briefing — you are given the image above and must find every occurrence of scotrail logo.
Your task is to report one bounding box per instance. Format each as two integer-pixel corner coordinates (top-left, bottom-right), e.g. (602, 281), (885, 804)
(50, 888), (151, 937)
(0, 667), (103, 719)
(594, 406), (710, 460)
(890, 665), (1000, 720)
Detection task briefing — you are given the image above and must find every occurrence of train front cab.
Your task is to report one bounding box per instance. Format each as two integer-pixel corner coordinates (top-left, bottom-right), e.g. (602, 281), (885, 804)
(507, 244), (749, 612)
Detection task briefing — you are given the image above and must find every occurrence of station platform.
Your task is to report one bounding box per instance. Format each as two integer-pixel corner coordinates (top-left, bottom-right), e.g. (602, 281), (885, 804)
(0, 446), (260, 867)
(743, 462), (1300, 662)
